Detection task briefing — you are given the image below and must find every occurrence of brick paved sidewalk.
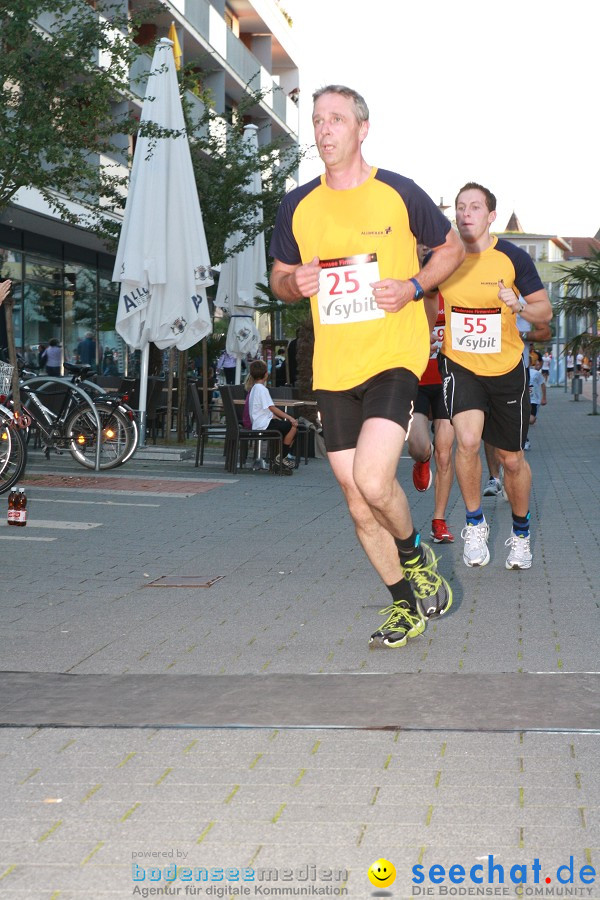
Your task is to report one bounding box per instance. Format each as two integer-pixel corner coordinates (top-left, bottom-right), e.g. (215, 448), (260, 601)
(0, 386), (598, 899)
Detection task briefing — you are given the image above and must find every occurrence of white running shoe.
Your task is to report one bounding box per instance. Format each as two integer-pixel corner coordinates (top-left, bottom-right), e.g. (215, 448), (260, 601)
(460, 519), (490, 567)
(505, 532), (532, 569)
(483, 477), (501, 496)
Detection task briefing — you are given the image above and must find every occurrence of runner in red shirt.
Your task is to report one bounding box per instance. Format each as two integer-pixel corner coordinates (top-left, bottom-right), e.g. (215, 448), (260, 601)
(408, 289), (455, 544)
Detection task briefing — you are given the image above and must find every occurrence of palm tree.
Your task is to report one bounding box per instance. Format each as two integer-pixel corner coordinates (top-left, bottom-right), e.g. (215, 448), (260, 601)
(555, 250), (600, 414)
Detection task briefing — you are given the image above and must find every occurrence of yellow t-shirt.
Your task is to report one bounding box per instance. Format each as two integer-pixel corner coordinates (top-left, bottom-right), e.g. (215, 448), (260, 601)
(440, 237), (544, 377)
(270, 168), (451, 391)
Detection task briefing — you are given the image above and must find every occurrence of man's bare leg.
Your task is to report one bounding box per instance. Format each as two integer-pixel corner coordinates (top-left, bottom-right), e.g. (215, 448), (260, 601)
(495, 448), (531, 516)
(327, 418), (411, 585)
(431, 418), (455, 521)
(452, 409), (485, 510)
(406, 412), (431, 464)
(452, 409), (491, 566)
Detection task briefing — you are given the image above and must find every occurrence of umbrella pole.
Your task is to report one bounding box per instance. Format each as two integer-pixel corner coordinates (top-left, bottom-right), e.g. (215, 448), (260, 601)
(202, 338), (209, 414)
(235, 358), (242, 385)
(138, 342), (150, 447)
(165, 347), (175, 444)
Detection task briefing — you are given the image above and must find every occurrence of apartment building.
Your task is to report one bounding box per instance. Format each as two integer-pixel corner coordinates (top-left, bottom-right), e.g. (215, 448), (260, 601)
(0, 0), (300, 373)
(494, 213), (600, 381)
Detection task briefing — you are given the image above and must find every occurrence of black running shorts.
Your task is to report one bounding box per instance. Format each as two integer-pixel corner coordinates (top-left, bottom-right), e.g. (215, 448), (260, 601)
(414, 383), (449, 420)
(438, 354), (530, 452)
(315, 367), (418, 453)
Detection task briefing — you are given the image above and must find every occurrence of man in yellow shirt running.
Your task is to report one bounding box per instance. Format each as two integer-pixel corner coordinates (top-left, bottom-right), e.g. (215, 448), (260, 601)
(269, 85), (464, 648)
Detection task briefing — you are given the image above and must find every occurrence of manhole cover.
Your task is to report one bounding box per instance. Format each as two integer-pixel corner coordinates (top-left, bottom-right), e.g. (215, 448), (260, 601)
(146, 575), (225, 588)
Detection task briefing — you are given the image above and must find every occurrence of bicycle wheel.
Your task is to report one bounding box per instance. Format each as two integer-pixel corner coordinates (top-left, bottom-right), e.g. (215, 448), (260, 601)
(66, 401), (137, 470)
(0, 415), (28, 493)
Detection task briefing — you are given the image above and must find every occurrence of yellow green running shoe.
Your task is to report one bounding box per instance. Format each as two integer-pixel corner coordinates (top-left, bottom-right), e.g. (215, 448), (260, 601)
(369, 601), (426, 649)
(403, 542), (453, 619)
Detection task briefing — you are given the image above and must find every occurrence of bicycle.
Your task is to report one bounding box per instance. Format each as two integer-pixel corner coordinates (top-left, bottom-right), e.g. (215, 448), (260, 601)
(8, 362), (138, 470)
(0, 363), (28, 493)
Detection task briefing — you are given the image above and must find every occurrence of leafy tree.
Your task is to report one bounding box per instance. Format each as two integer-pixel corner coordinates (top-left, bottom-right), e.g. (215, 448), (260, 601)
(181, 82), (305, 267)
(555, 249), (600, 413)
(555, 250), (600, 359)
(180, 79), (308, 383)
(0, 0), (151, 239)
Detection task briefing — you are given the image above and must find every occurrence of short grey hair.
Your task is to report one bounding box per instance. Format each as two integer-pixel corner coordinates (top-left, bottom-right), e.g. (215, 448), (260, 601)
(312, 85), (369, 124)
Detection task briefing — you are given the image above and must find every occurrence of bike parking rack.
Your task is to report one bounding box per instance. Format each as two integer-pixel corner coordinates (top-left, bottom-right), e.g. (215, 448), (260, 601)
(11, 376), (103, 471)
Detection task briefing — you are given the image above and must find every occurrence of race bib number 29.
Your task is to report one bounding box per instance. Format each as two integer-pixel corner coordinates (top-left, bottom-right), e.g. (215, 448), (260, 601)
(317, 253), (384, 325)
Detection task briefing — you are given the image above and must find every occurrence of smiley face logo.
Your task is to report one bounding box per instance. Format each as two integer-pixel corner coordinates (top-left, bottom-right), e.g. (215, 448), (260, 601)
(368, 858), (396, 888)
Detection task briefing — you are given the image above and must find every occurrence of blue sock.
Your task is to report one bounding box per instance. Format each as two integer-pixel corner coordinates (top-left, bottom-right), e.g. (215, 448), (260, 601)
(466, 507), (484, 526)
(512, 511), (530, 537)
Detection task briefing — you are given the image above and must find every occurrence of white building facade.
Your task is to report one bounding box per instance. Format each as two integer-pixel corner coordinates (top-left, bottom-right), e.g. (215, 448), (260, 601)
(0, 0), (299, 374)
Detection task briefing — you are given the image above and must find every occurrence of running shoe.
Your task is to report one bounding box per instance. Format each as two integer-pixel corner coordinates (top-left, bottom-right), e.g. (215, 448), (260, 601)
(412, 445), (433, 492)
(275, 453), (294, 470)
(430, 518), (455, 543)
(505, 532), (532, 570)
(369, 601), (426, 649)
(403, 542), (453, 619)
(460, 519), (490, 567)
(483, 477), (501, 496)
(271, 456), (293, 476)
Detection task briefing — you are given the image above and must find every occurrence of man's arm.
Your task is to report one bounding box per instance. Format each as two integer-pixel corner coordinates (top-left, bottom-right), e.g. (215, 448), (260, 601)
(519, 289), (553, 326)
(423, 291), (440, 333)
(498, 282), (553, 326)
(370, 228), (465, 314)
(270, 257), (321, 304)
(0, 280), (12, 306)
(519, 321), (552, 343)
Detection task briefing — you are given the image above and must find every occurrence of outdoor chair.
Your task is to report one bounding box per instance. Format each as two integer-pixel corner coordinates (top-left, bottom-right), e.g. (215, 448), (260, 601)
(219, 385), (283, 475)
(144, 377), (169, 443)
(96, 375), (122, 391)
(118, 377), (139, 409)
(188, 382), (227, 466)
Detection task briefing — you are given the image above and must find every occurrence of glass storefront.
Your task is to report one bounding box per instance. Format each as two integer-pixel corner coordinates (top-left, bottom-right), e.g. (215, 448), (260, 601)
(0, 239), (123, 375)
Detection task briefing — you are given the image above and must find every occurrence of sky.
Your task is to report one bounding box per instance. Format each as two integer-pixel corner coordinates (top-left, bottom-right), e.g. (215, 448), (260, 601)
(285, 0), (599, 238)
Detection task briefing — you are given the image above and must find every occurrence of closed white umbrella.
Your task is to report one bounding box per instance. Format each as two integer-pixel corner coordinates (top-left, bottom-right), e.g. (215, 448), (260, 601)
(114, 38), (212, 441)
(214, 124), (265, 382)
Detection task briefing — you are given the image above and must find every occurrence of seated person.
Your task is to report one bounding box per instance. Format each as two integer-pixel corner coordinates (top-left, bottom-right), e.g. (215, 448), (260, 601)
(245, 360), (297, 472)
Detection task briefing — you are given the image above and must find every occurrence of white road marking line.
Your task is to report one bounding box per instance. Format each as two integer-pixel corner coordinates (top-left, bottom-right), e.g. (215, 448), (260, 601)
(31, 498), (160, 507)
(0, 535), (56, 541)
(18, 520), (102, 530)
(23, 488), (202, 498)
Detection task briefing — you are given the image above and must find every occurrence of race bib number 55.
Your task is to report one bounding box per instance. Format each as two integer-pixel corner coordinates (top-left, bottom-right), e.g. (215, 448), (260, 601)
(317, 253), (384, 325)
(451, 306), (502, 353)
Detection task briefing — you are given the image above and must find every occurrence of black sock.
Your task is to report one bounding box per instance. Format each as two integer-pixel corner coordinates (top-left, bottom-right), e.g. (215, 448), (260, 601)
(512, 511), (530, 537)
(386, 578), (415, 609)
(395, 530), (425, 567)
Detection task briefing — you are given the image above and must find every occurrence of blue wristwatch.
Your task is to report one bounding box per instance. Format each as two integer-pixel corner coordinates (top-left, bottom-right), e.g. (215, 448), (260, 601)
(409, 277), (424, 300)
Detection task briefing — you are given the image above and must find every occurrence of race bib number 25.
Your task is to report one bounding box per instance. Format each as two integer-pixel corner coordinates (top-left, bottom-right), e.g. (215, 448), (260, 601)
(317, 253), (384, 325)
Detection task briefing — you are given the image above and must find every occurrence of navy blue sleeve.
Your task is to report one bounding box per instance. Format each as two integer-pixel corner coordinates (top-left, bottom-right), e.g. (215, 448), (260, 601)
(497, 239), (545, 297)
(375, 170), (451, 249)
(269, 177), (321, 265)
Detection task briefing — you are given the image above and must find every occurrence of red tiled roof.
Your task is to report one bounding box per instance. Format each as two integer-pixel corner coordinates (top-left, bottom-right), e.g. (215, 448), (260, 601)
(563, 237), (600, 259)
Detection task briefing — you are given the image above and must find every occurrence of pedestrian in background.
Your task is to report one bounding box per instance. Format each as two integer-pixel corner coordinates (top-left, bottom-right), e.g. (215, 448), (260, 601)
(41, 338), (62, 376)
(77, 331), (97, 370)
(216, 349), (237, 384)
(245, 360), (297, 473)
